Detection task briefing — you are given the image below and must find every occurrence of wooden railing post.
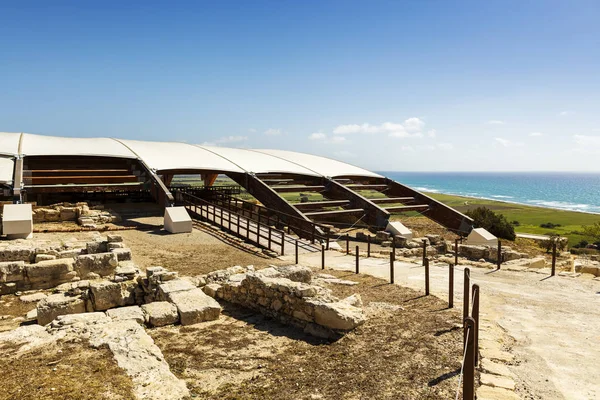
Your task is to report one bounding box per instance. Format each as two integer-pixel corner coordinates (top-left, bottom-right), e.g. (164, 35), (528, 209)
(449, 263), (454, 309)
(321, 244), (325, 270)
(295, 240), (299, 264)
(346, 234), (350, 255)
(472, 284), (480, 366)
(355, 246), (359, 274)
(268, 226), (272, 250)
(424, 257), (430, 295)
(497, 240), (502, 270)
(422, 239), (427, 266)
(281, 231), (285, 256)
(455, 238), (459, 266)
(463, 268), (470, 323)
(367, 235), (371, 258)
(390, 250), (395, 284)
(551, 241), (557, 276)
(463, 317), (476, 400)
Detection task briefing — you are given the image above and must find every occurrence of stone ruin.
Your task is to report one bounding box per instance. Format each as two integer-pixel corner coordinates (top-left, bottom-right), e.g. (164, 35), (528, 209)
(358, 231), (448, 257)
(30, 202), (121, 228)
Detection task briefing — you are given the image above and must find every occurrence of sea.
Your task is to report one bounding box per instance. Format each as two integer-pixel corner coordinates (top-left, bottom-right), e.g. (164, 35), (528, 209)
(378, 172), (600, 214)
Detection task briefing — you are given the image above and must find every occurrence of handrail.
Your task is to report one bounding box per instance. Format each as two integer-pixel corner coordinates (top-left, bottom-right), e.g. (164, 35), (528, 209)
(180, 191), (286, 255)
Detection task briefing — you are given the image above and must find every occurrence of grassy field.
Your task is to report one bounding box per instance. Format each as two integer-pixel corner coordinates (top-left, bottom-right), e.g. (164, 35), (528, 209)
(427, 193), (600, 245)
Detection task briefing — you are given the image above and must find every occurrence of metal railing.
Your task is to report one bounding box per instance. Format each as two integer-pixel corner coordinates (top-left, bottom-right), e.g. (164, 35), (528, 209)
(197, 191), (332, 247)
(180, 192), (286, 255)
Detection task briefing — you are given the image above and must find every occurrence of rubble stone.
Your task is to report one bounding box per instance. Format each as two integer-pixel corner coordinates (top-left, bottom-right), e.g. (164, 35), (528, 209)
(167, 288), (221, 325)
(156, 279), (196, 301)
(75, 252), (118, 278)
(112, 248), (132, 261)
(141, 302), (179, 327)
(0, 261), (25, 283)
(106, 305), (145, 324)
(19, 292), (47, 303)
(25, 258), (76, 289)
(89, 280), (137, 311)
(37, 293), (87, 325)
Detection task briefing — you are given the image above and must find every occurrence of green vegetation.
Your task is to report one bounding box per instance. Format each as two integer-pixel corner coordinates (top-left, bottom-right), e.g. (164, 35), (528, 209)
(465, 206), (516, 240)
(427, 193), (600, 245)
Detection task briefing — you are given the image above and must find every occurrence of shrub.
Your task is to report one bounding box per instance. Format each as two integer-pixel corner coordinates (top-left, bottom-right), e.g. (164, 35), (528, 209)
(465, 207), (516, 241)
(540, 222), (561, 229)
(573, 240), (588, 249)
(511, 220), (520, 226)
(539, 233), (568, 253)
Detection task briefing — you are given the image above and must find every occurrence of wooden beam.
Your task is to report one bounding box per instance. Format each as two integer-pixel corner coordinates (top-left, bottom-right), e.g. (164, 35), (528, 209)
(23, 182), (145, 193)
(28, 175), (140, 184)
(370, 197), (415, 204)
(27, 169), (130, 175)
(384, 204), (429, 213)
(272, 185), (325, 193)
(304, 208), (364, 217)
(345, 184), (388, 191)
(292, 200), (350, 210)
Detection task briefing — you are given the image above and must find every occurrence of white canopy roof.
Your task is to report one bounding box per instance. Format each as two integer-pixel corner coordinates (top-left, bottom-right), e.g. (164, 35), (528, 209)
(0, 157), (14, 184)
(0, 131), (383, 181)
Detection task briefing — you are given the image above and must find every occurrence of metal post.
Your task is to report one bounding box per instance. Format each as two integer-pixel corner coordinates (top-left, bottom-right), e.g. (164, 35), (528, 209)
(390, 251), (395, 284)
(346, 234), (350, 255)
(367, 235), (371, 258)
(449, 263), (454, 308)
(472, 284), (480, 366)
(455, 238), (459, 266)
(551, 241), (557, 276)
(295, 240), (299, 264)
(355, 246), (359, 274)
(321, 244), (325, 270)
(463, 317), (476, 400)
(463, 268), (470, 323)
(422, 239), (427, 265)
(424, 257), (430, 295)
(497, 240), (502, 269)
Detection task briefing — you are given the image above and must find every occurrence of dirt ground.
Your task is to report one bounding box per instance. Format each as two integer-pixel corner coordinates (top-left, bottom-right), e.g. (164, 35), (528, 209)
(150, 270), (464, 400)
(0, 341), (134, 400)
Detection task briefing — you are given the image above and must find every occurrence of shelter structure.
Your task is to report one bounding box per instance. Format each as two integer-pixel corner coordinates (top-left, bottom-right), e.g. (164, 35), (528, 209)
(0, 132), (474, 236)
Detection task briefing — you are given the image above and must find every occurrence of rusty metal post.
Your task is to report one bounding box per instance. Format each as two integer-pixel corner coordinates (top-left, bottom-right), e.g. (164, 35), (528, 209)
(463, 317), (476, 400)
(455, 238), (459, 266)
(463, 268), (470, 323)
(355, 246), (359, 274)
(422, 239), (427, 265)
(449, 263), (454, 308)
(346, 234), (350, 255)
(551, 241), (557, 276)
(472, 284), (480, 366)
(497, 240), (502, 269)
(295, 239), (299, 264)
(367, 235), (371, 258)
(424, 257), (430, 295)
(321, 244), (325, 270)
(390, 250), (395, 284)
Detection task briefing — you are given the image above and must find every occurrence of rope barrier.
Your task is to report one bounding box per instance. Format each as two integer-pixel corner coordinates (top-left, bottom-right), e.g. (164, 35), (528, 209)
(455, 326), (471, 400)
(331, 213), (368, 242)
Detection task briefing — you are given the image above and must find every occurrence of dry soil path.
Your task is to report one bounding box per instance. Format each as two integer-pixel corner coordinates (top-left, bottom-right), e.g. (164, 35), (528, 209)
(283, 249), (600, 400)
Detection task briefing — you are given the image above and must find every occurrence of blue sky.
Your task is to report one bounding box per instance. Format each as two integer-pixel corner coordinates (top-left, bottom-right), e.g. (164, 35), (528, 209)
(1, 1), (599, 171)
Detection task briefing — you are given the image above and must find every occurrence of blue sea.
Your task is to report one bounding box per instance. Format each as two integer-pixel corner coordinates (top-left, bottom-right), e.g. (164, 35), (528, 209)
(378, 172), (600, 214)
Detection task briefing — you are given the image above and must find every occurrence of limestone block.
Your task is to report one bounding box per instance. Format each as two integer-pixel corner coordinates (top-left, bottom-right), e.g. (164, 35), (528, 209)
(58, 249), (84, 259)
(164, 207), (193, 234)
(0, 282), (17, 295)
(86, 241), (108, 254)
(141, 301), (179, 327)
(167, 288), (221, 325)
(2, 204), (33, 239)
(106, 305), (145, 324)
(310, 300), (366, 331)
(107, 242), (125, 250)
(20, 292), (47, 303)
(479, 373), (516, 390)
(459, 245), (489, 260)
(112, 248), (132, 262)
(59, 207), (78, 221)
(36, 293), (86, 325)
(107, 234), (123, 243)
(156, 279), (196, 301)
(75, 252), (118, 278)
(203, 283), (222, 298)
(0, 246), (35, 263)
(425, 234), (441, 245)
(476, 385), (520, 400)
(386, 221), (413, 240)
(275, 265), (312, 283)
(89, 280), (137, 311)
(375, 231), (390, 242)
(35, 254), (56, 263)
(114, 262), (138, 278)
(25, 258), (76, 289)
(0, 261), (25, 283)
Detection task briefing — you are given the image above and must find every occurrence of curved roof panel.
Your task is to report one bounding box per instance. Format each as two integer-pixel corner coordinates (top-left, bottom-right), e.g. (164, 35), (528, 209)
(118, 140), (245, 174)
(253, 149), (383, 178)
(197, 146), (320, 176)
(0, 157), (14, 184)
(20, 133), (137, 158)
(0, 132), (22, 157)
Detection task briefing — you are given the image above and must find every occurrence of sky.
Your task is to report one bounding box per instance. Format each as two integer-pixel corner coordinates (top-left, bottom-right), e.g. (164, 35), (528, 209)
(1, 1), (599, 172)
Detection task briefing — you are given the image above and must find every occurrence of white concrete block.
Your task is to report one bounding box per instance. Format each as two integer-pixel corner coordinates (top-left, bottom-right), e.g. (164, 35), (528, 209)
(386, 221), (413, 240)
(467, 227), (497, 246)
(2, 204), (33, 239)
(164, 206), (192, 234)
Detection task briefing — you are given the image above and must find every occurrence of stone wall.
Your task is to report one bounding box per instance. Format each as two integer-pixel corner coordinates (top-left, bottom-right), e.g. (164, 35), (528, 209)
(458, 244), (528, 262)
(31, 202), (121, 227)
(203, 265), (366, 339)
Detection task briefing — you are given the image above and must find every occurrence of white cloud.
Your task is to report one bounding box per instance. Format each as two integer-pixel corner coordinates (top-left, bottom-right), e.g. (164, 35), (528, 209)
(529, 132), (543, 137)
(328, 136), (346, 144)
(574, 135), (600, 146)
(558, 111), (574, 116)
(404, 117), (425, 133)
(248, 128), (257, 133)
(333, 117), (426, 138)
(201, 135), (248, 146)
(264, 128), (281, 136)
(437, 142), (454, 150)
(495, 137), (523, 147)
(487, 120), (505, 125)
(427, 129), (437, 138)
(309, 132), (326, 140)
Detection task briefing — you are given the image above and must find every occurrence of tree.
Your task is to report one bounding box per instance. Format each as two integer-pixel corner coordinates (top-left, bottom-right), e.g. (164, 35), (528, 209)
(539, 233), (567, 253)
(582, 222), (600, 243)
(465, 207), (516, 241)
